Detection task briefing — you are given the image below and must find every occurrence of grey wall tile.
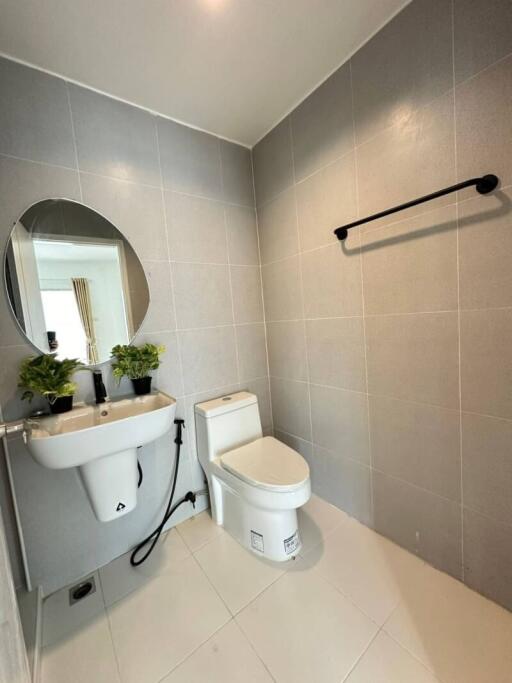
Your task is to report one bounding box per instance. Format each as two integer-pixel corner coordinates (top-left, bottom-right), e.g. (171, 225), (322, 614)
(269, 377), (311, 441)
(306, 317), (366, 392)
(230, 266), (263, 323)
(157, 118), (223, 199)
(257, 187), (299, 264)
(370, 395), (461, 501)
(165, 191), (227, 264)
(219, 140), (254, 207)
(456, 55), (512, 189)
(242, 377), (273, 430)
(172, 263), (233, 329)
(462, 412), (512, 526)
(275, 431), (313, 460)
(252, 118), (293, 206)
(141, 261), (175, 333)
(310, 384), (370, 464)
(225, 205), (259, 265)
(267, 320), (308, 381)
(460, 308), (512, 419)
(0, 156), (81, 244)
(139, 330), (183, 398)
(352, 0), (453, 145)
(357, 91), (456, 219)
(178, 326), (238, 395)
(80, 172), (168, 261)
(463, 508), (512, 611)
(372, 471), (462, 579)
(310, 445), (372, 526)
(69, 85), (160, 186)
(0, 58), (76, 167)
(366, 312), (460, 409)
(361, 205), (458, 315)
(301, 242), (363, 319)
(291, 65), (354, 182)
(261, 256), (303, 321)
(458, 187), (512, 310)
(454, 0), (512, 84)
(296, 153), (357, 252)
(236, 323), (268, 382)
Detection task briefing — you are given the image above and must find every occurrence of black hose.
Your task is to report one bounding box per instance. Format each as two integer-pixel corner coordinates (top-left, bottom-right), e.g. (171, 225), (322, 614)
(130, 418), (193, 567)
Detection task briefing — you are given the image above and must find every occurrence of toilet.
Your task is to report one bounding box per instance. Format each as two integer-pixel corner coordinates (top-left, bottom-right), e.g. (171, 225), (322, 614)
(194, 391), (311, 562)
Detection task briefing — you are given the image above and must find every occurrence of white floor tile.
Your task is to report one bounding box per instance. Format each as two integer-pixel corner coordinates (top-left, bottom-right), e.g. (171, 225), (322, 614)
(346, 631), (441, 683)
(298, 493), (349, 554)
(41, 614), (120, 683)
(236, 559), (378, 683)
(107, 554), (231, 683)
(384, 562), (512, 683)
(195, 531), (286, 614)
(99, 528), (191, 606)
(42, 571), (105, 648)
(307, 518), (425, 624)
(176, 509), (223, 551)
(161, 620), (273, 683)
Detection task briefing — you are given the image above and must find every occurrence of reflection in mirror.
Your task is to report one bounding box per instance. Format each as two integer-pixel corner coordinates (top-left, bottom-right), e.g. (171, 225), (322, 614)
(4, 199), (150, 365)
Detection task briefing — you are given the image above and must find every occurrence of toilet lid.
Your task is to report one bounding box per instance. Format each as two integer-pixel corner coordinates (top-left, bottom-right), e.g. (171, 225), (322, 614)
(220, 436), (310, 492)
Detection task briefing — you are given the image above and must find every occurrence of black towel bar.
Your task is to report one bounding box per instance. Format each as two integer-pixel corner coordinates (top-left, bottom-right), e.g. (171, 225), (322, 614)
(334, 174), (499, 241)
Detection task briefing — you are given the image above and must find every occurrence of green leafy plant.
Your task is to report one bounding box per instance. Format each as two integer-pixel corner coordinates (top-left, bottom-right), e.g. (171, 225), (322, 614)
(110, 343), (165, 382)
(18, 354), (84, 404)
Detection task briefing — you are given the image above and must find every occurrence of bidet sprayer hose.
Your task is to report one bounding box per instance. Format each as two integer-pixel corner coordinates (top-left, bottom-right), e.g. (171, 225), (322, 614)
(130, 418), (191, 567)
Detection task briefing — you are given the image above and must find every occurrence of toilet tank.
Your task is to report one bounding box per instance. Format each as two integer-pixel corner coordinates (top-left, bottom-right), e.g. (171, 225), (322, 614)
(194, 392), (263, 463)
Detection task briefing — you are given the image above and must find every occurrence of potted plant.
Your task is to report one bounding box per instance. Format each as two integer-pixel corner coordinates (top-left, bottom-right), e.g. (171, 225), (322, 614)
(110, 343), (165, 395)
(18, 354), (84, 414)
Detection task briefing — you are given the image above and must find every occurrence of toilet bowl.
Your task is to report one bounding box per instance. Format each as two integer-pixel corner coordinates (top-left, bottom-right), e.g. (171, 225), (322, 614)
(195, 392), (311, 561)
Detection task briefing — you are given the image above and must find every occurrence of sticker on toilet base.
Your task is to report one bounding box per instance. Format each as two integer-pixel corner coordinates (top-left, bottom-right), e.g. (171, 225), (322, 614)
(251, 530), (264, 553)
(284, 530), (300, 555)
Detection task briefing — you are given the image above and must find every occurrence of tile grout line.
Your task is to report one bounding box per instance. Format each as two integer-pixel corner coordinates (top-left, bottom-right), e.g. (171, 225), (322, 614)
(154, 117), (188, 429)
(287, 116), (314, 445)
(95, 570), (124, 683)
(349, 57), (374, 526)
(451, 0), (465, 583)
(219, 138), (242, 389)
(64, 82), (83, 203)
(340, 626), (383, 682)
(251, 146), (275, 435)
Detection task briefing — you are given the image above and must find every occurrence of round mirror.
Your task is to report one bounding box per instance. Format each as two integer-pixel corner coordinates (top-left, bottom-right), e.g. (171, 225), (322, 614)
(4, 198), (150, 365)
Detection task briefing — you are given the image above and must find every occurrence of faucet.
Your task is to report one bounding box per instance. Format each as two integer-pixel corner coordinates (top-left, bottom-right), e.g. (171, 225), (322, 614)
(93, 370), (108, 404)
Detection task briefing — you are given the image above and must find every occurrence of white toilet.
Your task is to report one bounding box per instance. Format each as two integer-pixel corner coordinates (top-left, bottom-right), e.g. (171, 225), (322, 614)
(195, 391), (311, 561)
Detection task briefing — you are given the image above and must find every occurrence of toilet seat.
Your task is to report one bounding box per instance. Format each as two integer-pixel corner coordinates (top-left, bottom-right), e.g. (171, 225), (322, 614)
(220, 436), (309, 493)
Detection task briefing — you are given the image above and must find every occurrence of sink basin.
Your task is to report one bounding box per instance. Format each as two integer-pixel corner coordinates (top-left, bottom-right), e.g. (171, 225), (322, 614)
(24, 391), (176, 521)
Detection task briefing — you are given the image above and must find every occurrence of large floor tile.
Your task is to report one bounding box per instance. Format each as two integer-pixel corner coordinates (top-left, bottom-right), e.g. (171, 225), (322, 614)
(306, 520), (425, 625)
(195, 531), (285, 614)
(346, 631), (440, 683)
(236, 561), (378, 683)
(384, 562), (512, 683)
(99, 529), (191, 607)
(42, 571), (105, 648)
(161, 620), (273, 683)
(297, 493), (349, 554)
(107, 555), (230, 683)
(42, 615), (120, 683)
(176, 510), (224, 552)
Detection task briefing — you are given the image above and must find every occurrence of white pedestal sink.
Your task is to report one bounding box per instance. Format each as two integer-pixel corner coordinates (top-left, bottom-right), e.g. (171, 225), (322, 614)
(23, 391), (176, 522)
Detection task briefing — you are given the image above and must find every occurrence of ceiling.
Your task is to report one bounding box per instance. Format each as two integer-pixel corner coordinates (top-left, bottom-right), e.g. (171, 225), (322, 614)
(0, 0), (410, 146)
